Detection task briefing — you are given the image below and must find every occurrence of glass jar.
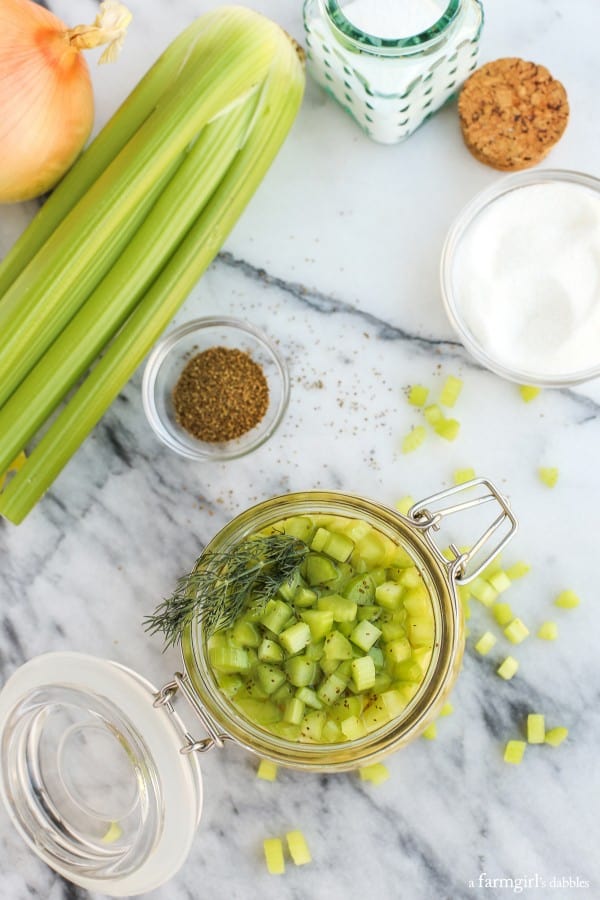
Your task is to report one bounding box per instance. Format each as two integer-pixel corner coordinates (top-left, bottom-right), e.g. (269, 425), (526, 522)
(303, 0), (484, 143)
(0, 480), (515, 894)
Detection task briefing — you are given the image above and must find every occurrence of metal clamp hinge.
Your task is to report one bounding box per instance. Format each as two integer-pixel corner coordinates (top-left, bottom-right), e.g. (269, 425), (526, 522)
(153, 673), (233, 755)
(406, 478), (518, 584)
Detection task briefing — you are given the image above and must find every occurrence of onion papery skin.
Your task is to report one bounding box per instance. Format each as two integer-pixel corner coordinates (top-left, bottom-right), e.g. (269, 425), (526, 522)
(0, 0), (94, 203)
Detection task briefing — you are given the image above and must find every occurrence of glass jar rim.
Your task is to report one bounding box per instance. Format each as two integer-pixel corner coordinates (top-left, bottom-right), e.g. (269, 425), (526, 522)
(320, 0), (461, 54)
(180, 491), (463, 771)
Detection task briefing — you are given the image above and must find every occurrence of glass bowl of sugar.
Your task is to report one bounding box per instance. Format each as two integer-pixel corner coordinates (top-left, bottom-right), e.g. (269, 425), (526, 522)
(440, 169), (600, 386)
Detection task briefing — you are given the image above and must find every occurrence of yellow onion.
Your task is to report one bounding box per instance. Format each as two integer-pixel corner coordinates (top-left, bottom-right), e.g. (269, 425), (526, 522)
(0, 0), (131, 203)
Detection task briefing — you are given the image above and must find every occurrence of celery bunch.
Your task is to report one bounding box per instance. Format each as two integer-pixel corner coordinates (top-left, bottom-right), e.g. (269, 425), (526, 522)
(0, 7), (305, 523)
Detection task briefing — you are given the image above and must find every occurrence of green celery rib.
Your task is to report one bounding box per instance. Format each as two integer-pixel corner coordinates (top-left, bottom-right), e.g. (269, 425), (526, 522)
(0, 15), (215, 298)
(0, 90), (261, 476)
(0, 8), (277, 409)
(0, 35), (305, 524)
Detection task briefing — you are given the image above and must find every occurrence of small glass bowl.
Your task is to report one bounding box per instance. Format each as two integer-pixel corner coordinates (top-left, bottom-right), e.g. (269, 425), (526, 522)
(142, 318), (290, 460)
(440, 169), (600, 387)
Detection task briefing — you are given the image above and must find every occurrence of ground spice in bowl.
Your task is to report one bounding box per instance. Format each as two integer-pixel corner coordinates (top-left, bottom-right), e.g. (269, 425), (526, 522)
(172, 346), (269, 443)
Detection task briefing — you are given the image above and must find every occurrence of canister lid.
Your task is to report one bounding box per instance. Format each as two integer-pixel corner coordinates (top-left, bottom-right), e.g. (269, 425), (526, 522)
(0, 652), (203, 896)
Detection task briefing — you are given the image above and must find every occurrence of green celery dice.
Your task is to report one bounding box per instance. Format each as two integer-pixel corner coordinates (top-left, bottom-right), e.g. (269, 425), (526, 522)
(236, 698), (281, 725)
(343, 573), (376, 605)
(209, 647), (250, 674)
(355, 532), (387, 566)
(323, 629), (353, 660)
(318, 673), (348, 706)
(402, 585), (430, 616)
(232, 619), (261, 648)
(280, 621), (311, 655)
(385, 638), (412, 665)
(350, 620), (382, 652)
(283, 697), (305, 725)
(300, 710), (327, 742)
(362, 696), (389, 732)
(310, 527), (330, 552)
(375, 581), (404, 610)
(256, 664), (286, 695)
(300, 609), (334, 641)
(340, 715), (367, 740)
(285, 656), (317, 687)
(324, 531), (355, 562)
(261, 599), (293, 635)
(317, 594), (357, 622)
(351, 656), (376, 691)
(304, 553), (339, 586)
(407, 617), (435, 647)
(295, 687), (323, 709)
(283, 516), (314, 542)
(368, 646), (384, 670)
(258, 639), (284, 663)
(294, 587), (318, 608)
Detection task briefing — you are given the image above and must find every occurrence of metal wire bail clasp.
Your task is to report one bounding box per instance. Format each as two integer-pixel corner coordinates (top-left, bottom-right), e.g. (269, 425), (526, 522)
(153, 672), (232, 755)
(406, 478), (518, 584)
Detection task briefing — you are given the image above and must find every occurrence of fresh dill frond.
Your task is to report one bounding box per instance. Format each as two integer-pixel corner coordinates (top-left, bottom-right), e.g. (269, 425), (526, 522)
(144, 533), (309, 647)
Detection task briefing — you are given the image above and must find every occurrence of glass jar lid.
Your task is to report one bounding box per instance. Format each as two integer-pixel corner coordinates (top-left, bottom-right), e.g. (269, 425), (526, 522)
(0, 652), (203, 896)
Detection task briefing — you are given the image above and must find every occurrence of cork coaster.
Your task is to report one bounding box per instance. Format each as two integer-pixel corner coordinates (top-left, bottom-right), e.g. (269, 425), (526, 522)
(458, 58), (569, 171)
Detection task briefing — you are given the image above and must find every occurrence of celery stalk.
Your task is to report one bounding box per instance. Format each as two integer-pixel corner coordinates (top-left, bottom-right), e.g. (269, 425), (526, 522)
(0, 9), (280, 407)
(0, 28), (304, 523)
(0, 97), (259, 475)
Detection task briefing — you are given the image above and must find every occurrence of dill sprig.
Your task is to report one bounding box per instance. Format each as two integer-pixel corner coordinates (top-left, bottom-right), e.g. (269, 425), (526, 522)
(144, 533), (309, 647)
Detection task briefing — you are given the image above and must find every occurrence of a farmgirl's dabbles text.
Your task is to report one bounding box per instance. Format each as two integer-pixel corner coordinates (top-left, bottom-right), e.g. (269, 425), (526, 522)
(208, 514), (435, 743)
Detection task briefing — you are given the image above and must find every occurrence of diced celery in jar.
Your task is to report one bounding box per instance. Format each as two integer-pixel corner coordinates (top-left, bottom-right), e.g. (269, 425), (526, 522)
(208, 513), (435, 744)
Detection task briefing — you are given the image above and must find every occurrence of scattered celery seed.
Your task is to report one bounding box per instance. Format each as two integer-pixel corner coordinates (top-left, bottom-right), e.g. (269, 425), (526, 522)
(545, 727), (568, 747)
(359, 763), (390, 785)
(504, 740), (526, 764)
(402, 426), (427, 454)
(408, 385), (429, 407)
(497, 656), (519, 680)
(475, 631), (497, 656)
(422, 722), (437, 740)
(555, 590), (580, 609)
(518, 385), (541, 403)
(537, 621), (558, 641)
(538, 467), (559, 488)
(257, 760), (278, 782)
(453, 467), (475, 485)
(286, 831), (311, 866)
(504, 618), (530, 644)
(492, 601), (514, 627)
(263, 838), (285, 875)
(527, 714), (545, 744)
(439, 375), (463, 407)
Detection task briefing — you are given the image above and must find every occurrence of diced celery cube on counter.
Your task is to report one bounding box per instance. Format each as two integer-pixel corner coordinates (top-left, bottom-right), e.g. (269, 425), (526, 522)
(422, 723), (437, 740)
(395, 495), (415, 516)
(497, 656), (519, 680)
(545, 727), (568, 747)
(408, 384), (429, 407)
(492, 601), (513, 627)
(488, 571), (511, 594)
(402, 426), (426, 454)
(439, 375), (463, 407)
(440, 702), (454, 717)
(504, 618), (530, 644)
(434, 418), (460, 441)
(264, 838), (285, 874)
(470, 577), (497, 608)
(359, 763), (390, 785)
(505, 561), (531, 580)
(527, 714), (545, 744)
(518, 384), (541, 403)
(555, 590), (580, 609)
(286, 830), (312, 866)
(424, 404), (443, 426)
(475, 631), (497, 655)
(504, 740), (526, 764)
(538, 467), (559, 488)
(537, 621), (558, 640)
(453, 467), (476, 485)
(257, 760), (278, 782)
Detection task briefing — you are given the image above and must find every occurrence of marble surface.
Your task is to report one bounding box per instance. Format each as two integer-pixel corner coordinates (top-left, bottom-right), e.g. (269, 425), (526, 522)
(1, 0), (600, 898)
